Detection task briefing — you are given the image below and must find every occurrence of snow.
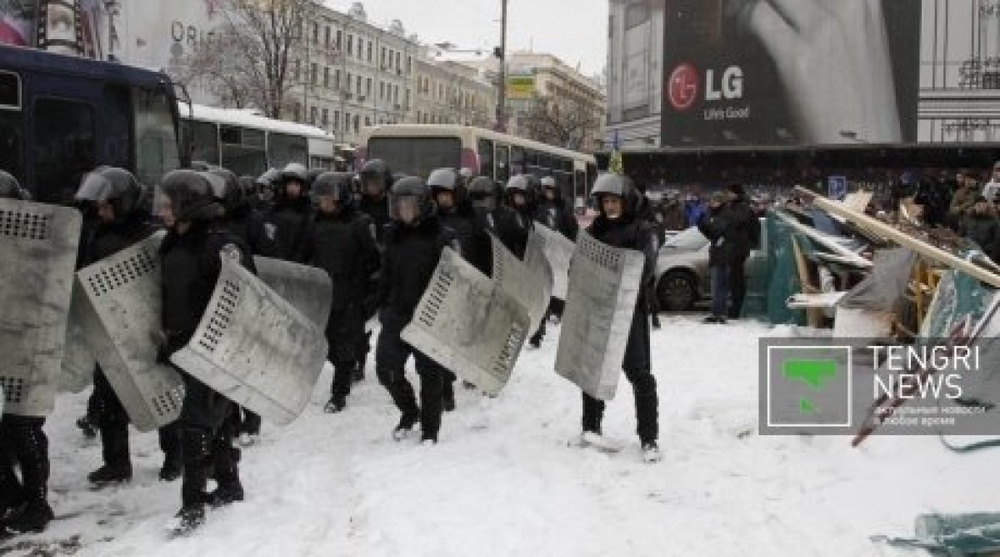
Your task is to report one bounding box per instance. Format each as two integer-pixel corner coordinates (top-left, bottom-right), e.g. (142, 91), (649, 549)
(5, 316), (995, 556)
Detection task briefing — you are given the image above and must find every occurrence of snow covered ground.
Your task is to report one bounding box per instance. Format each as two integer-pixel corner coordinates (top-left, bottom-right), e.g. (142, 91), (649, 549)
(3, 316), (993, 556)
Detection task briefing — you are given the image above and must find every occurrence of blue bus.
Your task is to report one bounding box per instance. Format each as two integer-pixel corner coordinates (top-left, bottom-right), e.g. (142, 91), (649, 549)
(0, 44), (187, 203)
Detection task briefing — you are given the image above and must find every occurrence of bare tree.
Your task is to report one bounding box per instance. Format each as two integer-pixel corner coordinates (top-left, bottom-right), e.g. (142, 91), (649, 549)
(177, 0), (315, 118)
(520, 93), (601, 151)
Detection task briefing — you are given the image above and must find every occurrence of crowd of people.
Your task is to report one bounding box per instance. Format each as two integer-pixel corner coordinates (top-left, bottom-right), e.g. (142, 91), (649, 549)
(0, 161), (664, 539)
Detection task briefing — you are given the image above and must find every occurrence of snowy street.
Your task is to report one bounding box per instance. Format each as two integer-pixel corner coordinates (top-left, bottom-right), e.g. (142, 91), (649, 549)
(5, 317), (987, 556)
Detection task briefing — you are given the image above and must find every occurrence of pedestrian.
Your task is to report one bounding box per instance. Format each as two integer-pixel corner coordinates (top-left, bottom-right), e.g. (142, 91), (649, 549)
(698, 191), (737, 324)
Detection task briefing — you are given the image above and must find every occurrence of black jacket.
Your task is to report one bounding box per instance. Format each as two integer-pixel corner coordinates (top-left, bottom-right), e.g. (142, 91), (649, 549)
(484, 206), (532, 260)
(376, 217), (457, 331)
(358, 195), (391, 248)
(726, 196), (759, 257)
(698, 205), (737, 267)
(439, 204), (491, 276)
(79, 215), (157, 268)
(263, 195), (313, 262)
(226, 205), (276, 257)
(535, 198), (579, 241)
(301, 207), (381, 312)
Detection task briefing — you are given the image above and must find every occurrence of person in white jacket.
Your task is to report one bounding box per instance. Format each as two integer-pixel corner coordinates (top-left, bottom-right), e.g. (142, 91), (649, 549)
(982, 161), (1000, 204)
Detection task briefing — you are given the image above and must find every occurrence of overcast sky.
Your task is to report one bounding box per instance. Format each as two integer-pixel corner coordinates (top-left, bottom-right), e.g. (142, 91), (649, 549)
(325, 0), (608, 77)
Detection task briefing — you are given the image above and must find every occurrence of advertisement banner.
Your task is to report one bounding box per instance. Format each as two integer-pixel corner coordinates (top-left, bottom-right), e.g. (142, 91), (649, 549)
(507, 75), (535, 100)
(661, 0), (921, 147)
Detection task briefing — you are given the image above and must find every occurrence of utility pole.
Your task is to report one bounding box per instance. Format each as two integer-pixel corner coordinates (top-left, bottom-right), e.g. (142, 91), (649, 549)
(496, 0), (508, 132)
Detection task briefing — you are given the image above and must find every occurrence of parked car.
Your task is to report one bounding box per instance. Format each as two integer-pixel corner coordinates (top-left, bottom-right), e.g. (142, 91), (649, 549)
(654, 219), (768, 312)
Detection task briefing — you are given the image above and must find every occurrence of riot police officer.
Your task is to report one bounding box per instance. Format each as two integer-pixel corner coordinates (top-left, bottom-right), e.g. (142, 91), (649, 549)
(578, 173), (661, 463)
(157, 170), (256, 534)
(74, 167), (185, 486)
(355, 159), (395, 380)
(263, 162), (313, 263)
(374, 176), (457, 444)
(301, 172), (381, 413)
(0, 173), (54, 538)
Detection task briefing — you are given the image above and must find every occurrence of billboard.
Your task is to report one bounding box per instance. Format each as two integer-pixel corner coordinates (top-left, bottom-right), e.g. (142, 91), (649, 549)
(660, 0), (921, 148)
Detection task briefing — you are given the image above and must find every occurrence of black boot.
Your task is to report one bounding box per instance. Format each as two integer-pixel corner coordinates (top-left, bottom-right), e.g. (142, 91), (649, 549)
(442, 376), (456, 412)
(633, 373), (660, 448)
(2, 422), (53, 536)
(582, 392), (605, 435)
(88, 422), (132, 486)
(177, 427), (212, 532)
(419, 367), (445, 443)
(0, 439), (23, 519)
(208, 434), (243, 507)
(159, 423), (184, 482)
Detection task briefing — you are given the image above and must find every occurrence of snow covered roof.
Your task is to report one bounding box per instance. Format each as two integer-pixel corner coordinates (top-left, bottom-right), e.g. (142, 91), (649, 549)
(179, 102), (335, 141)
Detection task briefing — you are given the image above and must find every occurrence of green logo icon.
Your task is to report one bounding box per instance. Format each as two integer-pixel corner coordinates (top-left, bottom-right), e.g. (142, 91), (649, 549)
(783, 359), (837, 414)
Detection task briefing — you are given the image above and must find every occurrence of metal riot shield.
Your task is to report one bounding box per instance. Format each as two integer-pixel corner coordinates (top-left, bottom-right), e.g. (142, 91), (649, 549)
(490, 232), (553, 335)
(0, 199), (81, 417)
(60, 282), (97, 393)
(169, 257), (328, 426)
(401, 248), (530, 396)
(555, 230), (645, 401)
(77, 231), (185, 431)
(252, 255), (333, 328)
(533, 223), (575, 299)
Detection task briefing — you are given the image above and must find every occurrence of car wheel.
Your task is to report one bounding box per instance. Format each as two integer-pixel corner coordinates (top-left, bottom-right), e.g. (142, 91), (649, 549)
(658, 271), (696, 311)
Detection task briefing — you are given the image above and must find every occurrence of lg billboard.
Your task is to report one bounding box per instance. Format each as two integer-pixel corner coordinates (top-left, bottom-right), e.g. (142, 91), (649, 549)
(661, 0), (922, 148)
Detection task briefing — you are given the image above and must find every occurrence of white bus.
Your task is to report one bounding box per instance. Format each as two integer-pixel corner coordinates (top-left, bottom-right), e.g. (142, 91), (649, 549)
(179, 102), (336, 176)
(356, 124), (598, 202)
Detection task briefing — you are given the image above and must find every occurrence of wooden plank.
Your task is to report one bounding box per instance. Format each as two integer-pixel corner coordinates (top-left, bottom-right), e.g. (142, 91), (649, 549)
(774, 210), (873, 268)
(795, 187), (1000, 289)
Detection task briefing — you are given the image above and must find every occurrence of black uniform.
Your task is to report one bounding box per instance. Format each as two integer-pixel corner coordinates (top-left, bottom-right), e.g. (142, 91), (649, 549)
(375, 217), (456, 442)
(582, 213), (660, 447)
(301, 206), (380, 409)
(484, 206), (532, 260)
(723, 191), (758, 318)
(359, 195), (391, 248)
(263, 194), (312, 263)
(160, 222), (255, 520)
(79, 215), (184, 484)
(226, 203), (277, 259)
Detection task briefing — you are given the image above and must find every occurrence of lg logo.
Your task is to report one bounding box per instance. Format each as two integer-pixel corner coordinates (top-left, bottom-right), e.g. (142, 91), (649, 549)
(667, 63), (744, 111)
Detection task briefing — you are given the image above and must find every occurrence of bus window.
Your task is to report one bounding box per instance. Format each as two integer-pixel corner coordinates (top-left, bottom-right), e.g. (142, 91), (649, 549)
(189, 120), (220, 167)
(525, 149), (538, 172)
(496, 144), (510, 184)
(367, 136), (461, 178)
(33, 98), (95, 203)
(477, 137), (494, 178)
(102, 85), (132, 170)
(133, 88), (181, 187)
(511, 146), (525, 175)
(574, 170), (585, 200)
(538, 153), (551, 172)
(220, 125), (266, 176)
(268, 132), (308, 169)
(0, 71), (22, 182)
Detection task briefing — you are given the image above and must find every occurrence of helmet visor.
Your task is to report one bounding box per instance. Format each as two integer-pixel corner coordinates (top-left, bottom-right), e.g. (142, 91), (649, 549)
(391, 195), (420, 224)
(75, 171), (114, 203)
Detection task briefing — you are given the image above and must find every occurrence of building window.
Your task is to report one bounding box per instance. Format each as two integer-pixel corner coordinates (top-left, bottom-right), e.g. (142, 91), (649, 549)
(365, 116), (371, 127)
(345, 72), (352, 92)
(335, 69), (341, 90)
(293, 103), (301, 122)
(356, 75), (362, 94)
(324, 26), (330, 47)
(347, 35), (353, 56)
(393, 85), (399, 103)
(367, 41), (373, 62)
(322, 108), (328, 126)
(380, 81), (385, 99)
(310, 106), (318, 124)
(353, 115), (360, 131)
(312, 23), (319, 44)
(310, 63), (317, 85)
(333, 110), (340, 129)
(366, 78), (372, 97)
(336, 29), (342, 49)
(395, 51), (401, 70)
(381, 46), (386, 67)
(324, 67), (330, 88)
(345, 111), (351, 130)
(406, 56), (412, 74)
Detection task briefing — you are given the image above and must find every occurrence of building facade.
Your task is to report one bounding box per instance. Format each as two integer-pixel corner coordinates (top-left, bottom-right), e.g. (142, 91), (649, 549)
(411, 49), (496, 128)
(605, 0), (664, 151)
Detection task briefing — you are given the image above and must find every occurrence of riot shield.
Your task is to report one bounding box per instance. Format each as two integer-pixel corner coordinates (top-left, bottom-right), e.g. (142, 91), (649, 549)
(253, 255), (334, 328)
(555, 230), (645, 401)
(169, 257), (328, 426)
(533, 223), (575, 299)
(77, 231), (185, 431)
(0, 199), (81, 417)
(60, 282), (97, 393)
(401, 248), (530, 396)
(490, 232), (553, 335)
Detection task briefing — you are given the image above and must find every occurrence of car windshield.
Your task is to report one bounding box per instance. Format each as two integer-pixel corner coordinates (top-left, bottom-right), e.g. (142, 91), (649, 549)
(665, 226), (709, 250)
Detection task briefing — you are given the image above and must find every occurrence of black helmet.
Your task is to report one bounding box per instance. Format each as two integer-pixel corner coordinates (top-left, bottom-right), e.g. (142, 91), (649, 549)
(591, 173), (641, 218)
(467, 176), (499, 212)
(256, 168), (281, 189)
(204, 167), (244, 215)
(505, 174), (540, 209)
(540, 176), (561, 198)
(359, 159), (393, 198)
(75, 166), (145, 222)
(389, 175), (433, 224)
(312, 172), (355, 207)
(159, 169), (221, 223)
(0, 170), (27, 200)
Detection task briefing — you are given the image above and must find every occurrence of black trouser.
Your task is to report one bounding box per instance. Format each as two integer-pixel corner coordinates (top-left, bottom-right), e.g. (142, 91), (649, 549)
(327, 306), (366, 397)
(728, 253), (748, 319)
(375, 324), (445, 439)
(581, 309), (658, 444)
(177, 370), (234, 510)
(92, 367), (131, 470)
(0, 415), (49, 510)
(548, 298), (565, 319)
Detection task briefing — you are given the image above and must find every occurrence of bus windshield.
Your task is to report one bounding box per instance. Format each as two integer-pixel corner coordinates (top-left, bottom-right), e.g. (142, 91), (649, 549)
(367, 137), (461, 178)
